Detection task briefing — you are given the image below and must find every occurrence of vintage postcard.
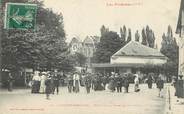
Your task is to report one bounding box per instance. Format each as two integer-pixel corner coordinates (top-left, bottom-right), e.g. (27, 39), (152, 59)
(0, 0), (184, 114)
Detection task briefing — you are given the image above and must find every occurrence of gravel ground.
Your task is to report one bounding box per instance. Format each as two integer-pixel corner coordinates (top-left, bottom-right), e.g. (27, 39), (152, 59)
(0, 84), (167, 114)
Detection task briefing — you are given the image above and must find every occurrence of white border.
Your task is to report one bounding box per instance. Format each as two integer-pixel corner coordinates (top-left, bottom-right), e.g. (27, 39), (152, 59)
(4, 3), (8, 29)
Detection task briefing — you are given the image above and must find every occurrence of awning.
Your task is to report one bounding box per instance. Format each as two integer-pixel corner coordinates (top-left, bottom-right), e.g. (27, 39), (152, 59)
(91, 63), (163, 68)
(92, 63), (143, 68)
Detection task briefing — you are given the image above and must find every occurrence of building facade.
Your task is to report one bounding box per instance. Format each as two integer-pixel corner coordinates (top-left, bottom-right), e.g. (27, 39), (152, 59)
(83, 36), (100, 66)
(176, 0), (184, 76)
(69, 36), (100, 67)
(92, 41), (167, 75)
(69, 37), (83, 54)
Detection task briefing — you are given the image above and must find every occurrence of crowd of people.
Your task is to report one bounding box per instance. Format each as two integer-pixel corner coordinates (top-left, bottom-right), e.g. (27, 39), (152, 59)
(4, 70), (183, 102)
(31, 71), (61, 99)
(30, 71), (133, 99)
(26, 70), (184, 101)
(29, 71), (166, 99)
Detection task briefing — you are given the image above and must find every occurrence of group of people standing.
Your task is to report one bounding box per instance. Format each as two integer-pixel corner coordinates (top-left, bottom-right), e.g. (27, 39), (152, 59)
(67, 72), (92, 94)
(146, 73), (165, 98)
(106, 72), (130, 93)
(31, 71), (61, 99)
(30, 70), (170, 100)
(67, 71), (81, 93)
(66, 72), (142, 94)
(66, 72), (132, 94)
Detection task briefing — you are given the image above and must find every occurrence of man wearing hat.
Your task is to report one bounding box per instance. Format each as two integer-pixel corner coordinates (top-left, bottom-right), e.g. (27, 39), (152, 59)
(84, 73), (92, 94)
(53, 70), (60, 94)
(124, 74), (130, 93)
(45, 75), (52, 100)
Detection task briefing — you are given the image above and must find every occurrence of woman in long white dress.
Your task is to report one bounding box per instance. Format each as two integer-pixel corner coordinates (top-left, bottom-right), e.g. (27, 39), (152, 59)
(134, 74), (140, 92)
(31, 71), (41, 93)
(73, 72), (80, 93)
(39, 72), (47, 93)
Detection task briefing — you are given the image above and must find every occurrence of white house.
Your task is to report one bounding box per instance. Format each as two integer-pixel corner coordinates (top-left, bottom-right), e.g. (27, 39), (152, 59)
(92, 41), (167, 75)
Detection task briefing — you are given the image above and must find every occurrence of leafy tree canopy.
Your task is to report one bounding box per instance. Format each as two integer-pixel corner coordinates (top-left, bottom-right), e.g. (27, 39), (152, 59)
(94, 28), (123, 63)
(160, 25), (179, 75)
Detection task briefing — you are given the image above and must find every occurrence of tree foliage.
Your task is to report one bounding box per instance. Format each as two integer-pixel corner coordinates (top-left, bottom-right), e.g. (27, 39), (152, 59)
(1, 0), (73, 71)
(141, 28), (147, 46)
(93, 29), (123, 63)
(135, 30), (140, 42)
(146, 26), (155, 48)
(120, 25), (126, 43)
(160, 25), (179, 76)
(100, 25), (109, 36)
(141, 26), (155, 48)
(126, 28), (132, 43)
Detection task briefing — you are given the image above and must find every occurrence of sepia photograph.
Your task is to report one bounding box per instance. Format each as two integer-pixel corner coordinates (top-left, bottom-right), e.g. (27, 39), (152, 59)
(0, 0), (184, 114)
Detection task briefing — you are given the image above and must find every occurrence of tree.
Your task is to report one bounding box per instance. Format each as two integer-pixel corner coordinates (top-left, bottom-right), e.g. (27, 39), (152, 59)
(120, 27), (124, 41)
(93, 31), (123, 63)
(147, 30), (155, 48)
(1, 0), (73, 72)
(145, 25), (155, 48)
(141, 28), (147, 46)
(160, 26), (179, 76)
(120, 25), (126, 44)
(72, 52), (87, 67)
(167, 25), (173, 38)
(126, 28), (132, 43)
(135, 30), (140, 42)
(100, 25), (109, 36)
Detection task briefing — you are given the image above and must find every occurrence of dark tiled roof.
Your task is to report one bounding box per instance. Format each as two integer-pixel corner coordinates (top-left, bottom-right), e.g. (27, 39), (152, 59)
(112, 41), (165, 57)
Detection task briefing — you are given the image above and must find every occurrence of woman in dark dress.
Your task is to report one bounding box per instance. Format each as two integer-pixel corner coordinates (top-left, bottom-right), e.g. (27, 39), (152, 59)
(84, 74), (92, 94)
(67, 74), (73, 93)
(116, 74), (123, 93)
(45, 76), (52, 100)
(124, 76), (130, 93)
(147, 74), (153, 89)
(156, 76), (164, 98)
(108, 73), (116, 92)
(7, 73), (14, 92)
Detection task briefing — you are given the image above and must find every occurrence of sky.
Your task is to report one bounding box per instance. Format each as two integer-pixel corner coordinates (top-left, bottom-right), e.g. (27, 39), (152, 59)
(43, 0), (181, 46)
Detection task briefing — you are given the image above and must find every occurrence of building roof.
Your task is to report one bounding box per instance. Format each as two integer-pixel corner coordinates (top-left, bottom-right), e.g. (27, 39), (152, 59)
(69, 37), (82, 46)
(83, 36), (100, 44)
(83, 36), (95, 44)
(176, 0), (184, 34)
(112, 41), (166, 58)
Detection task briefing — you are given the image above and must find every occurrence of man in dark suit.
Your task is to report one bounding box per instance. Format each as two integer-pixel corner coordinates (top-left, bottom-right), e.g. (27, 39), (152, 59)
(53, 71), (60, 94)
